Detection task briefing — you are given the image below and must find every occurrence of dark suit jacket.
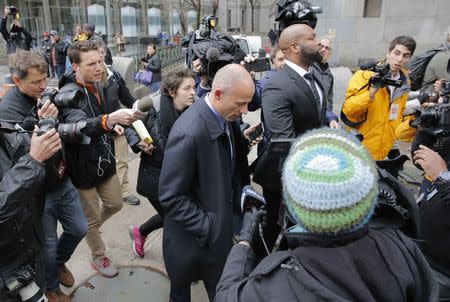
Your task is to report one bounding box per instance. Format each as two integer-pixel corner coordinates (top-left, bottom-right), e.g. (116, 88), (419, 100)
(254, 64), (326, 191)
(158, 97), (250, 284)
(262, 64), (327, 140)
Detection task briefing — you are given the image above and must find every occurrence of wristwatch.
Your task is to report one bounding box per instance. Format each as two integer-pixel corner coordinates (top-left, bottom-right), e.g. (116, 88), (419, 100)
(436, 170), (450, 183)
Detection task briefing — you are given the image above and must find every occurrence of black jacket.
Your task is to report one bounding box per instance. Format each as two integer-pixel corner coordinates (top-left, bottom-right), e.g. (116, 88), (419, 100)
(51, 39), (67, 65)
(216, 228), (438, 302)
(126, 94), (178, 200)
(143, 54), (162, 83)
(58, 74), (116, 189)
(103, 65), (135, 113)
(0, 86), (68, 191)
(0, 17), (32, 54)
(158, 97), (250, 285)
(412, 131), (450, 275)
(0, 132), (46, 275)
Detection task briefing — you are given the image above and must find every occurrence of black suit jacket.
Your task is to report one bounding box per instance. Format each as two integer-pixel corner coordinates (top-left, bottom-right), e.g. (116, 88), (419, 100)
(262, 64), (327, 140)
(158, 97), (249, 284)
(254, 64), (326, 191)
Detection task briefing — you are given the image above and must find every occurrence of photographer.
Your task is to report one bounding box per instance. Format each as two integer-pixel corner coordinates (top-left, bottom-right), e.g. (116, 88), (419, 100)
(216, 129), (437, 302)
(0, 50), (87, 301)
(0, 124), (61, 302)
(341, 36), (416, 160)
(0, 6), (32, 54)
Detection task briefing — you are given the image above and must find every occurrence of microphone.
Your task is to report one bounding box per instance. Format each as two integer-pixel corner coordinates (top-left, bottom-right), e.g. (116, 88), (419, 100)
(205, 47), (220, 62)
(132, 120), (153, 145)
(360, 60), (378, 70)
(133, 96), (153, 112)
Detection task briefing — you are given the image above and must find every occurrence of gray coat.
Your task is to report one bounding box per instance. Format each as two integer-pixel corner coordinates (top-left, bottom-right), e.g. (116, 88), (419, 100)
(158, 97), (249, 286)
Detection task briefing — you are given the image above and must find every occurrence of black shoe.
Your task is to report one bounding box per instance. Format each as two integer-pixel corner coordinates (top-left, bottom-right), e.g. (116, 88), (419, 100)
(123, 195), (140, 205)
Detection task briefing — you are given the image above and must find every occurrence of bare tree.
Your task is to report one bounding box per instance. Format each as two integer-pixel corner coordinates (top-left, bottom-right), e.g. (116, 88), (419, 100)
(209, 0), (219, 16)
(184, 0), (202, 30)
(248, 0), (260, 32)
(176, 0), (187, 35)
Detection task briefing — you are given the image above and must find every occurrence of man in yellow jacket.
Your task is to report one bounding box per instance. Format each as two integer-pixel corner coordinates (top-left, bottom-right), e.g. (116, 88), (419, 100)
(342, 36), (416, 160)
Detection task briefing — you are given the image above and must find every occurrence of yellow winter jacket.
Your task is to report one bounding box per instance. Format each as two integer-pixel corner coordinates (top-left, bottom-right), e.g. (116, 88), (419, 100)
(342, 69), (410, 160)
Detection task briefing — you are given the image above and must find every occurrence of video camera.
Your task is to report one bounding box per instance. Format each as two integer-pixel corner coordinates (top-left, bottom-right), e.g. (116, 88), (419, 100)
(269, 0), (322, 45)
(37, 88), (83, 110)
(185, 15), (241, 81)
(6, 6), (19, 19)
(360, 60), (403, 88)
(38, 117), (91, 144)
(410, 80), (450, 137)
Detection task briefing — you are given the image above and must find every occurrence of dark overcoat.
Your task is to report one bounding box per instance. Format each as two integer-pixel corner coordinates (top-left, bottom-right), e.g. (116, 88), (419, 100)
(158, 96), (249, 285)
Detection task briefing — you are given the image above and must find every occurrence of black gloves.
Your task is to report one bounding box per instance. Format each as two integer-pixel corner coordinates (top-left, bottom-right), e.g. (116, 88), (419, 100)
(237, 209), (267, 247)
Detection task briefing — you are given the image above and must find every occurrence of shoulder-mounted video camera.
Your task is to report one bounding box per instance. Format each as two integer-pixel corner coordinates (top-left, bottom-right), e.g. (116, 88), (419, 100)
(269, 0), (322, 45)
(7, 6), (19, 19)
(360, 60), (403, 88)
(410, 80), (450, 137)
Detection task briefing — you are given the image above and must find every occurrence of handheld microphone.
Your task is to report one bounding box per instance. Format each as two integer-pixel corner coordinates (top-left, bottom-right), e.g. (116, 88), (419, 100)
(133, 96), (153, 113)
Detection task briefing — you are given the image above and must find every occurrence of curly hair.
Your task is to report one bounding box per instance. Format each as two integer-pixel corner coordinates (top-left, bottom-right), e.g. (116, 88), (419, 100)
(68, 40), (99, 65)
(9, 50), (47, 79)
(161, 68), (195, 96)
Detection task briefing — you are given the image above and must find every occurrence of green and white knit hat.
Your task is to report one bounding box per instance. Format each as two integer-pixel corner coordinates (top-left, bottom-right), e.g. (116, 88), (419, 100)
(282, 128), (378, 235)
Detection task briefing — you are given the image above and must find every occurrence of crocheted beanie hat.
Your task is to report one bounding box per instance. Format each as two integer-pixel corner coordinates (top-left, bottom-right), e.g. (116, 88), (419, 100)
(282, 128), (378, 235)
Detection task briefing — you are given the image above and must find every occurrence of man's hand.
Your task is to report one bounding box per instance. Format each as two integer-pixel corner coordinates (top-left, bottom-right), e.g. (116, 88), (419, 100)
(413, 144), (447, 180)
(237, 209), (267, 248)
(192, 59), (202, 73)
(137, 140), (154, 156)
(243, 123), (263, 148)
(369, 86), (380, 100)
(113, 124), (124, 135)
(329, 120), (340, 129)
(29, 125), (61, 162)
(108, 109), (145, 127)
(37, 99), (59, 119)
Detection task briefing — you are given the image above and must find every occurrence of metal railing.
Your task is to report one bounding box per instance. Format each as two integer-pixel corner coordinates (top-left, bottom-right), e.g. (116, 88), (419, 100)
(125, 44), (184, 73)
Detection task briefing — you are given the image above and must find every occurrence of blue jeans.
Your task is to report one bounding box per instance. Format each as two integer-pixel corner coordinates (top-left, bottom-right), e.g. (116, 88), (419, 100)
(42, 178), (88, 291)
(55, 64), (66, 79)
(150, 81), (161, 93)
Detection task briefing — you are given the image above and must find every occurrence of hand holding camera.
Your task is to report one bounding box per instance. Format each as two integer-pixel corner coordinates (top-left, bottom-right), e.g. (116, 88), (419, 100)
(237, 209), (267, 247)
(29, 125), (61, 162)
(37, 99), (59, 120)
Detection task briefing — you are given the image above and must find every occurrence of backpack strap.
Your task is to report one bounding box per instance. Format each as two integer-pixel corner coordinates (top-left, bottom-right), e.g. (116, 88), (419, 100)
(340, 82), (370, 128)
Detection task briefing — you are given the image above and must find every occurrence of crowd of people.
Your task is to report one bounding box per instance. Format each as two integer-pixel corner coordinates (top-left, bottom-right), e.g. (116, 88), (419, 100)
(0, 2), (449, 302)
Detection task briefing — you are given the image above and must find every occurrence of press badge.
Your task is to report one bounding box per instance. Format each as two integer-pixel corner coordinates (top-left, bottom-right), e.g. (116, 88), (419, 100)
(389, 104), (399, 120)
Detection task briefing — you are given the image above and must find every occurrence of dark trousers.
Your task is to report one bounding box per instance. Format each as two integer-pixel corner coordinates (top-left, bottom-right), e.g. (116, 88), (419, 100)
(55, 64), (66, 79)
(170, 274), (219, 302)
(139, 197), (164, 237)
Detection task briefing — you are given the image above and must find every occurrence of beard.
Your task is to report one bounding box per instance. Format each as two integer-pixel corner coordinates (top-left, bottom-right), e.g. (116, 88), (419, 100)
(301, 48), (323, 65)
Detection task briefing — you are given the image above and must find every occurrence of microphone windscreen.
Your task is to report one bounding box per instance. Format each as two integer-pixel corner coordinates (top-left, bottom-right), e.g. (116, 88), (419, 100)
(134, 96), (153, 112)
(206, 47), (221, 62)
(21, 116), (38, 131)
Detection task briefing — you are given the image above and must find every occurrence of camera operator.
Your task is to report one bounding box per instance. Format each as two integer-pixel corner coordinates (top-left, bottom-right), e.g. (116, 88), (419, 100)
(0, 50), (87, 301)
(59, 40), (142, 278)
(341, 36), (416, 160)
(0, 6), (32, 54)
(215, 129), (438, 302)
(0, 123), (62, 302)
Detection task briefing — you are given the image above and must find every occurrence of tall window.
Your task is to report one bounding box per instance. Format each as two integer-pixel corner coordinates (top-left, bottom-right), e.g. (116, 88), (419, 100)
(87, 4), (106, 34)
(148, 8), (161, 36)
(121, 6), (137, 37)
(363, 0), (382, 17)
(187, 10), (197, 32)
(227, 9), (231, 29)
(171, 11), (181, 35)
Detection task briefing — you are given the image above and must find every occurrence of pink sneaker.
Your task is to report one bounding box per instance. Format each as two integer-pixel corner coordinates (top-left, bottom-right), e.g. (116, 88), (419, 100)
(128, 224), (146, 257)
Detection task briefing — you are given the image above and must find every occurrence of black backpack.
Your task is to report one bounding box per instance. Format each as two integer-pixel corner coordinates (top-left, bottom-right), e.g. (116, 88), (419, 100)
(406, 46), (446, 91)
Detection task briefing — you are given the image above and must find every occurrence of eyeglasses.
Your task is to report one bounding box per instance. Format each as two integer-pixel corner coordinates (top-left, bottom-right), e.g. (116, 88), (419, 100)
(318, 43), (332, 51)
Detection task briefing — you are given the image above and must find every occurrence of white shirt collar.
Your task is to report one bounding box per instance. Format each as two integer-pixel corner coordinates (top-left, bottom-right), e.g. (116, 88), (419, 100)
(284, 59), (310, 78)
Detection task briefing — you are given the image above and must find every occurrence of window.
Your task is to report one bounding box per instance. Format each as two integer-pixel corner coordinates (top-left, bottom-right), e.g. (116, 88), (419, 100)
(187, 10), (197, 32)
(363, 0), (382, 18)
(171, 11), (181, 35)
(148, 8), (161, 36)
(121, 6), (137, 37)
(87, 4), (106, 34)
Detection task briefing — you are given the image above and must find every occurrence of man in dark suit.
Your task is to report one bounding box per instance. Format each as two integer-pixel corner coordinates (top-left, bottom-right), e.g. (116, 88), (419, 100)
(256, 24), (339, 251)
(158, 64), (255, 302)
